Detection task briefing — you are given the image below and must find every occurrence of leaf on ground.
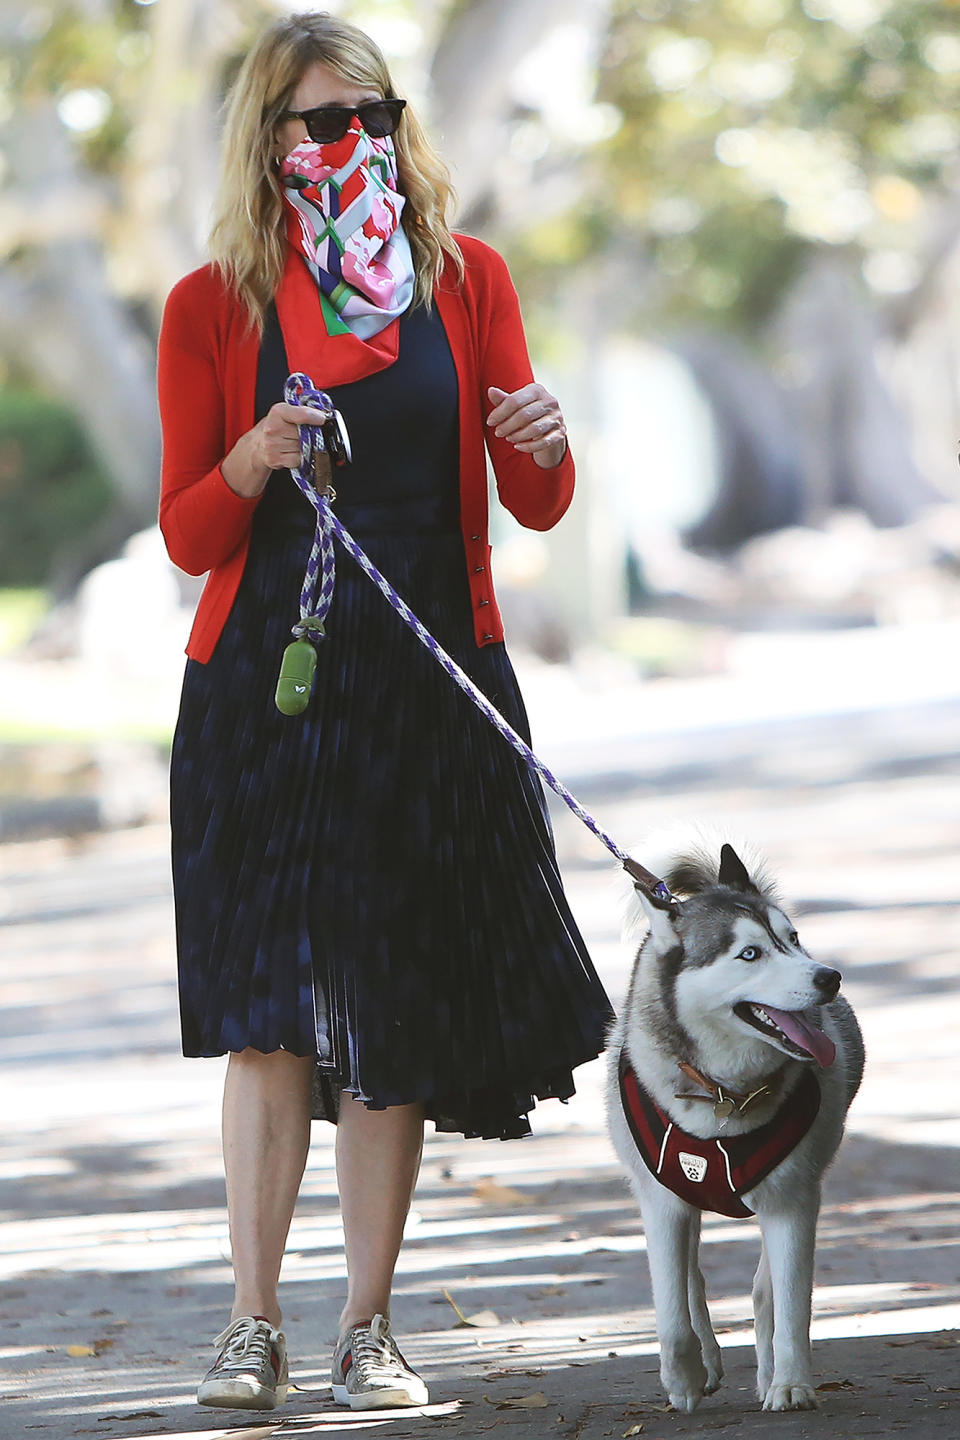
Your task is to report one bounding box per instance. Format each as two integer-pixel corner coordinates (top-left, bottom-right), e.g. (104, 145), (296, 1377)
(463, 1309), (501, 1328)
(441, 1289), (500, 1329)
(483, 1367), (545, 1380)
(624, 1426), (645, 1436)
(66, 1345), (96, 1358)
(493, 1392), (550, 1410)
(100, 1413), (164, 1422)
(532, 1285), (567, 1297)
(472, 1177), (534, 1206)
(91, 1338), (115, 1355)
(816, 1379), (856, 1392)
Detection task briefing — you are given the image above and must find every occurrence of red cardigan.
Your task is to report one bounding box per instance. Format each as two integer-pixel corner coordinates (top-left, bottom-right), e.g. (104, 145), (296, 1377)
(157, 234), (576, 663)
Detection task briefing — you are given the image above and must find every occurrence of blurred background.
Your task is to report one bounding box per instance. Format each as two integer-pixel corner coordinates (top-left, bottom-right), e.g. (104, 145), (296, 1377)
(1, 0), (960, 830)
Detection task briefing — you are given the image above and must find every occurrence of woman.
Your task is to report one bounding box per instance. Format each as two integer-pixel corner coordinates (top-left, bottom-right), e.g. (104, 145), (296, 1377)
(157, 8), (612, 1415)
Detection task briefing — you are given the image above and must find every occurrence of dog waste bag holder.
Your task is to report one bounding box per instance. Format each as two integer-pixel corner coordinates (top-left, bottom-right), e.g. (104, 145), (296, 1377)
(275, 637), (319, 716)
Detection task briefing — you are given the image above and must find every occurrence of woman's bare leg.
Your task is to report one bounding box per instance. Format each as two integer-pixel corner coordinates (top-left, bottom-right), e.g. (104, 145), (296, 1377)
(222, 1048), (314, 1328)
(335, 1094), (425, 1332)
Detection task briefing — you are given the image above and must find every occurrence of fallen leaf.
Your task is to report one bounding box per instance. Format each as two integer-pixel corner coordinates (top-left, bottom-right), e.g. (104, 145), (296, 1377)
(484, 1368), (545, 1380)
(532, 1285), (567, 1298)
(441, 1288), (501, 1329)
(624, 1427), (644, 1437)
(66, 1345), (96, 1358)
(495, 1392), (550, 1410)
(99, 1414), (163, 1423)
(91, 1338), (115, 1355)
(472, 1178), (534, 1206)
(816, 1379), (856, 1392)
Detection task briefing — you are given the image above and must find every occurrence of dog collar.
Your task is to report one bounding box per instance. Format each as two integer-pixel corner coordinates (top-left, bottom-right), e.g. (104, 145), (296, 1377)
(618, 1049), (821, 1219)
(675, 1060), (780, 1121)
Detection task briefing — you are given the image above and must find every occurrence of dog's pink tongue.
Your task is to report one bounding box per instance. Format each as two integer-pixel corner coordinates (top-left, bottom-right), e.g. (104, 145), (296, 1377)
(764, 1006), (836, 1067)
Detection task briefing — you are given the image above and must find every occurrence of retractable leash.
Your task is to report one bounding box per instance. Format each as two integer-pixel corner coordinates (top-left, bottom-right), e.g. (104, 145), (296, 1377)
(275, 372), (674, 902)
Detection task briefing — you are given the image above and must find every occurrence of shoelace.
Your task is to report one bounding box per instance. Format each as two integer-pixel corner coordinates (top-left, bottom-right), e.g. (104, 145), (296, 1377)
(351, 1317), (407, 1380)
(213, 1317), (274, 1373)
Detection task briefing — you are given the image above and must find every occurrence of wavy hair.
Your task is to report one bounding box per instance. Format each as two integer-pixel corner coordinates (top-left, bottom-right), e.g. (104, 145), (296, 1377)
(209, 10), (463, 332)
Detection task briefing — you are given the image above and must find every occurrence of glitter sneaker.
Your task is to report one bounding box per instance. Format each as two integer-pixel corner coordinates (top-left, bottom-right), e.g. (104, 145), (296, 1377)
(197, 1315), (289, 1410)
(331, 1313), (428, 1409)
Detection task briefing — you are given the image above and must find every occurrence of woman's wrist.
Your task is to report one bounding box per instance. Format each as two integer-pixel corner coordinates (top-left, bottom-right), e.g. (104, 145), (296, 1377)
(221, 426), (272, 498)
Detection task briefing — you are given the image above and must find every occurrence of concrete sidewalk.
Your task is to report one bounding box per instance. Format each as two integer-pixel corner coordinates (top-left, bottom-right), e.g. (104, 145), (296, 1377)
(1, 699), (958, 1439)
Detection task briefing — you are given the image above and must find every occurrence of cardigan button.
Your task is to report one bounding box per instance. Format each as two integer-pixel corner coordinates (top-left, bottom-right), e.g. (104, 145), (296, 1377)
(470, 534), (480, 541)
(473, 565), (485, 574)
(478, 598), (490, 607)
(481, 632), (493, 641)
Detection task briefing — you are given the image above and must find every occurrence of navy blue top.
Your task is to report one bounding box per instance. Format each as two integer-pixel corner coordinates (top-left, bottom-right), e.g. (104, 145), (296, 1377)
(254, 300), (461, 536)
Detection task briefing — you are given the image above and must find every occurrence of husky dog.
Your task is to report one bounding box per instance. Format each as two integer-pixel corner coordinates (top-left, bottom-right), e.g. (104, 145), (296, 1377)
(606, 843), (863, 1414)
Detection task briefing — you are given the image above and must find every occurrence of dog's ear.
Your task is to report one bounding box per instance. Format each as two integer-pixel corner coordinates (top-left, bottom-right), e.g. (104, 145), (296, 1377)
(718, 842), (759, 893)
(634, 880), (682, 942)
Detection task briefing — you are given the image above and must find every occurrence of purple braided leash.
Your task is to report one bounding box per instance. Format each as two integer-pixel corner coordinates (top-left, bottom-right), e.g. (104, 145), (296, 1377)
(282, 373), (672, 901)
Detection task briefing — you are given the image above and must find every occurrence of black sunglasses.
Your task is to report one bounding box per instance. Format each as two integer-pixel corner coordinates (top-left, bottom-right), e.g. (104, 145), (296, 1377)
(279, 98), (406, 145)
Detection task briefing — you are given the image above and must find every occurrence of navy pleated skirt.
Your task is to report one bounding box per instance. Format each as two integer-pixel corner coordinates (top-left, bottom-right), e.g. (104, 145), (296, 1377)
(170, 303), (613, 1140)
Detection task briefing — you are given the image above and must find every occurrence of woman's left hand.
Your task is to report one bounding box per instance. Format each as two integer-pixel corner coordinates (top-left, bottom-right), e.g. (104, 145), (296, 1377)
(487, 384), (567, 469)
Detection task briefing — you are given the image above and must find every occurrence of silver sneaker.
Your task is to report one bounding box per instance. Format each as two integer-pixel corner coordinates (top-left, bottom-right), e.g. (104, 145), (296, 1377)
(331, 1313), (428, 1409)
(197, 1315), (289, 1410)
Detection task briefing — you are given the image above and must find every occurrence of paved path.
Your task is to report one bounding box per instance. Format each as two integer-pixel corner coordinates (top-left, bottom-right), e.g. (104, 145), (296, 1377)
(1, 693), (959, 1439)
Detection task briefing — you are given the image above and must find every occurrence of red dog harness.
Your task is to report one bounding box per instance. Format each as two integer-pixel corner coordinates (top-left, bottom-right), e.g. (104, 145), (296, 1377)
(618, 1050), (821, 1219)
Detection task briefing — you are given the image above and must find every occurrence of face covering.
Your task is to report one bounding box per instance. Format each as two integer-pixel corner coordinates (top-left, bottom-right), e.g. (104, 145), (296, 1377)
(279, 123), (415, 340)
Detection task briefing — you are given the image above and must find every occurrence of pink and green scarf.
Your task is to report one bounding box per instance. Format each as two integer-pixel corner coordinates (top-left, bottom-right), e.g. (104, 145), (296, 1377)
(280, 124), (415, 340)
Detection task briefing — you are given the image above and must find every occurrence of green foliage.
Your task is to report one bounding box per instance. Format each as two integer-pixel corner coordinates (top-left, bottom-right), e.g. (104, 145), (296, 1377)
(0, 390), (114, 587)
(593, 0), (960, 330)
(17, 2), (153, 175)
(0, 589), (47, 657)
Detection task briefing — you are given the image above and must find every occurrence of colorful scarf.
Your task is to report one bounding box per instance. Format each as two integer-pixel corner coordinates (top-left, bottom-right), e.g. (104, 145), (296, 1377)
(279, 125), (415, 340)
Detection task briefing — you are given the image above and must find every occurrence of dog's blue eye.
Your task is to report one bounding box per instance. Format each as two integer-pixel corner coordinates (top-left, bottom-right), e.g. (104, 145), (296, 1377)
(739, 945), (761, 961)
(789, 930), (800, 946)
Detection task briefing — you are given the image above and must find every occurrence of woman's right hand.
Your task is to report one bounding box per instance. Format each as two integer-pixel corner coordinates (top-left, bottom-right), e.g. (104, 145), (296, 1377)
(222, 401), (330, 498)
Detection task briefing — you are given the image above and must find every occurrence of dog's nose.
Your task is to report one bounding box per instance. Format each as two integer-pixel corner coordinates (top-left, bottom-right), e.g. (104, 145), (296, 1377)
(813, 967), (841, 1001)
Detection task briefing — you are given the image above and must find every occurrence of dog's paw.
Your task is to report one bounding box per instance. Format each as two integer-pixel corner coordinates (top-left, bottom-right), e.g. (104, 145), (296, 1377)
(663, 1362), (707, 1412)
(666, 1386), (703, 1413)
(703, 1356), (723, 1395)
(697, 1335), (722, 1395)
(762, 1382), (819, 1412)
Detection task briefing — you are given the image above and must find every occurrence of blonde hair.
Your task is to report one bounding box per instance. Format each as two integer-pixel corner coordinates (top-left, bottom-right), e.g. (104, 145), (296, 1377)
(209, 10), (463, 332)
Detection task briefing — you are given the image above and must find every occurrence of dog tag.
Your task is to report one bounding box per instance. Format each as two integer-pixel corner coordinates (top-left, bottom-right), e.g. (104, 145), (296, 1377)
(714, 1097), (735, 1121)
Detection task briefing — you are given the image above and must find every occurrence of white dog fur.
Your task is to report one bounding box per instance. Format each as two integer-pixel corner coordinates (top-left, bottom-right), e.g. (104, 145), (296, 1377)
(606, 841), (863, 1413)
